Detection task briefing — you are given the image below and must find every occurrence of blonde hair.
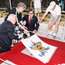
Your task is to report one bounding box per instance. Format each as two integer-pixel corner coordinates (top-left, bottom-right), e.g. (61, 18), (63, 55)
(17, 2), (26, 9)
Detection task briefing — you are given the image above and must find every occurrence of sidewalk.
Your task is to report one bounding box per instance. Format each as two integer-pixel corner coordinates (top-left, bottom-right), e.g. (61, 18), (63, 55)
(37, 22), (65, 42)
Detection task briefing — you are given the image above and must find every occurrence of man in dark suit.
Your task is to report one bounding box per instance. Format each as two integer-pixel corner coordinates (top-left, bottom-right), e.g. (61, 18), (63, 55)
(22, 9), (39, 38)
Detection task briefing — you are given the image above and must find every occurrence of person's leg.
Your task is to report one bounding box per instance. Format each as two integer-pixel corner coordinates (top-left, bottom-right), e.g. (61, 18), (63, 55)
(54, 20), (60, 34)
(50, 16), (61, 39)
(53, 16), (60, 35)
(48, 21), (55, 31)
(47, 20), (56, 36)
(48, 16), (56, 32)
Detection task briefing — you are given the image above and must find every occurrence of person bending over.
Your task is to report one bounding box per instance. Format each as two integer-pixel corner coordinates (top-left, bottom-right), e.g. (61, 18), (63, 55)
(42, 1), (61, 37)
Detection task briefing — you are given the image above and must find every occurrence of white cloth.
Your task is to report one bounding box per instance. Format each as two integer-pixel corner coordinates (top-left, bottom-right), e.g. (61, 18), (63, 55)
(46, 3), (61, 22)
(33, 0), (41, 9)
(33, 0), (41, 13)
(46, 1), (61, 17)
(46, 4), (61, 17)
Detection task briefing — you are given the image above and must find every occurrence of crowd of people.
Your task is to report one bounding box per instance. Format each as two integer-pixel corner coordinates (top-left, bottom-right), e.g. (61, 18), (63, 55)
(0, 1), (62, 53)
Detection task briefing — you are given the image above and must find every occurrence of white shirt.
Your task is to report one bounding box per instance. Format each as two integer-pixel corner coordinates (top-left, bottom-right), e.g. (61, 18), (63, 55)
(33, 0), (41, 9)
(46, 4), (61, 17)
(33, 0), (41, 13)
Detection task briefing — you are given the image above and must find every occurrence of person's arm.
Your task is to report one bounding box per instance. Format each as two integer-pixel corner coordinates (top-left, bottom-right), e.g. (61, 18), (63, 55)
(41, 9), (49, 21)
(41, 5), (51, 21)
(41, 12), (48, 21)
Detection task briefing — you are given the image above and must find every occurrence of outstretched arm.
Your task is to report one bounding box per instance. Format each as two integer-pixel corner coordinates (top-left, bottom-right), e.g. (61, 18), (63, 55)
(41, 4), (52, 21)
(41, 11), (48, 21)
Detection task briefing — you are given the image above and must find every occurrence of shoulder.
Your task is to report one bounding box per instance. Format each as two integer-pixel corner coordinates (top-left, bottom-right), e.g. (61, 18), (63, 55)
(33, 15), (37, 19)
(56, 5), (61, 11)
(56, 5), (61, 9)
(7, 14), (17, 24)
(8, 14), (16, 19)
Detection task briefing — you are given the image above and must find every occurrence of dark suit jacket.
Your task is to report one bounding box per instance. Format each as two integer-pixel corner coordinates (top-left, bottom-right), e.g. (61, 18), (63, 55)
(0, 21), (18, 52)
(23, 15), (39, 31)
